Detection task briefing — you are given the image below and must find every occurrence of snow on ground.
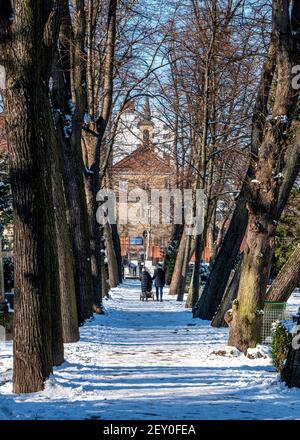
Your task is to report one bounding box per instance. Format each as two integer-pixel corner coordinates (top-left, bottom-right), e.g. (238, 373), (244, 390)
(1, 280), (300, 420)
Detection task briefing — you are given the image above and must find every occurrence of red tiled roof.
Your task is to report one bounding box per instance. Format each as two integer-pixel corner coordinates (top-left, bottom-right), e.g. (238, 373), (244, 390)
(112, 145), (173, 174)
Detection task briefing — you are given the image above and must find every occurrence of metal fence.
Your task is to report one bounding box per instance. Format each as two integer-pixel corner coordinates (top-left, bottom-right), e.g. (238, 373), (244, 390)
(262, 301), (288, 344)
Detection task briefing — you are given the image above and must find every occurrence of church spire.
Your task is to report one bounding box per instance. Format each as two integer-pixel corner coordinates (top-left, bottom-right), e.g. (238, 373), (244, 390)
(143, 96), (151, 121)
(138, 96), (154, 147)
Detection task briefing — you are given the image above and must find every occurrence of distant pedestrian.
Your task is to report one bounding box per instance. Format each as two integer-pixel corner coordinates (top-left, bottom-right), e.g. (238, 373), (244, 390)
(152, 263), (166, 301)
(140, 266), (152, 301)
(138, 261), (143, 276)
(133, 264), (137, 277)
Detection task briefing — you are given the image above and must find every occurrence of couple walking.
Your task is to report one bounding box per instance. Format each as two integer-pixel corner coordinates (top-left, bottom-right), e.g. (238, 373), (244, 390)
(140, 264), (166, 302)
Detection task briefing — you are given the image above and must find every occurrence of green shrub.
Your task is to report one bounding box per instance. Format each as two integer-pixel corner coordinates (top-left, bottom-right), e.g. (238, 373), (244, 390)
(271, 321), (292, 372)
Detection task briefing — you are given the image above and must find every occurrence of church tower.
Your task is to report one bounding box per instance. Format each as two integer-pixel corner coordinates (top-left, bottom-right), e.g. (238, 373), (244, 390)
(137, 96), (154, 147)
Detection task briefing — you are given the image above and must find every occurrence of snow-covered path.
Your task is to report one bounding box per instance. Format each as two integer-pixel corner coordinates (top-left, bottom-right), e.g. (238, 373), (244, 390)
(1, 280), (300, 420)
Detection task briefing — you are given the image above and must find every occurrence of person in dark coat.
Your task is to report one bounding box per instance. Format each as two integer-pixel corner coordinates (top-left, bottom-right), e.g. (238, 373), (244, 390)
(140, 267), (152, 301)
(138, 261), (143, 277)
(152, 264), (166, 301)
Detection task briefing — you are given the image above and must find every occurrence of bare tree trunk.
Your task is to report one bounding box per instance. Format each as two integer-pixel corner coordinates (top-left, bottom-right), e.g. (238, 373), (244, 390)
(209, 209), (228, 266)
(207, 216), (216, 266)
(193, 189), (248, 319)
(169, 232), (188, 295)
(71, 0), (100, 312)
(193, 29), (277, 321)
(177, 234), (192, 301)
(266, 242), (300, 302)
(104, 222), (119, 288)
(228, 215), (275, 352)
(191, 0), (216, 310)
(185, 280), (193, 309)
(101, 225), (109, 299)
(228, 0), (300, 352)
(211, 258), (242, 328)
(185, 246), (203, 309)
(55, 124), (95, 321)
(111, 223), (123, 283)
(50, 31), (79, 342)
(164, 224), (184, 285)
(83, 0), (118, 303)
(51, 139), (79, 343)
(8, 85), (54, 390)
(84, 175), (103, 306)
(52, 1), (95, 321)
(1, 0), (64, 392)
(191, 234), (205, 308)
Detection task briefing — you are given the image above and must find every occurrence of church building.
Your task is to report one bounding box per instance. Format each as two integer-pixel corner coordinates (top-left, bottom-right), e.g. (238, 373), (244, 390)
(110, 97), (175, 264)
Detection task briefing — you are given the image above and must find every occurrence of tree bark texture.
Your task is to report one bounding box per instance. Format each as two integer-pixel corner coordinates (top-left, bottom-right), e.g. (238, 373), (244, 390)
(104, 222), (119, 288)
(52, 0), (95, 321)
(211, 258), (242, 328)
(1, 0), (64, 392)
(169, 232), (188, 296)
(177, 234), (192, 301)
(51, 136), (79, 343)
